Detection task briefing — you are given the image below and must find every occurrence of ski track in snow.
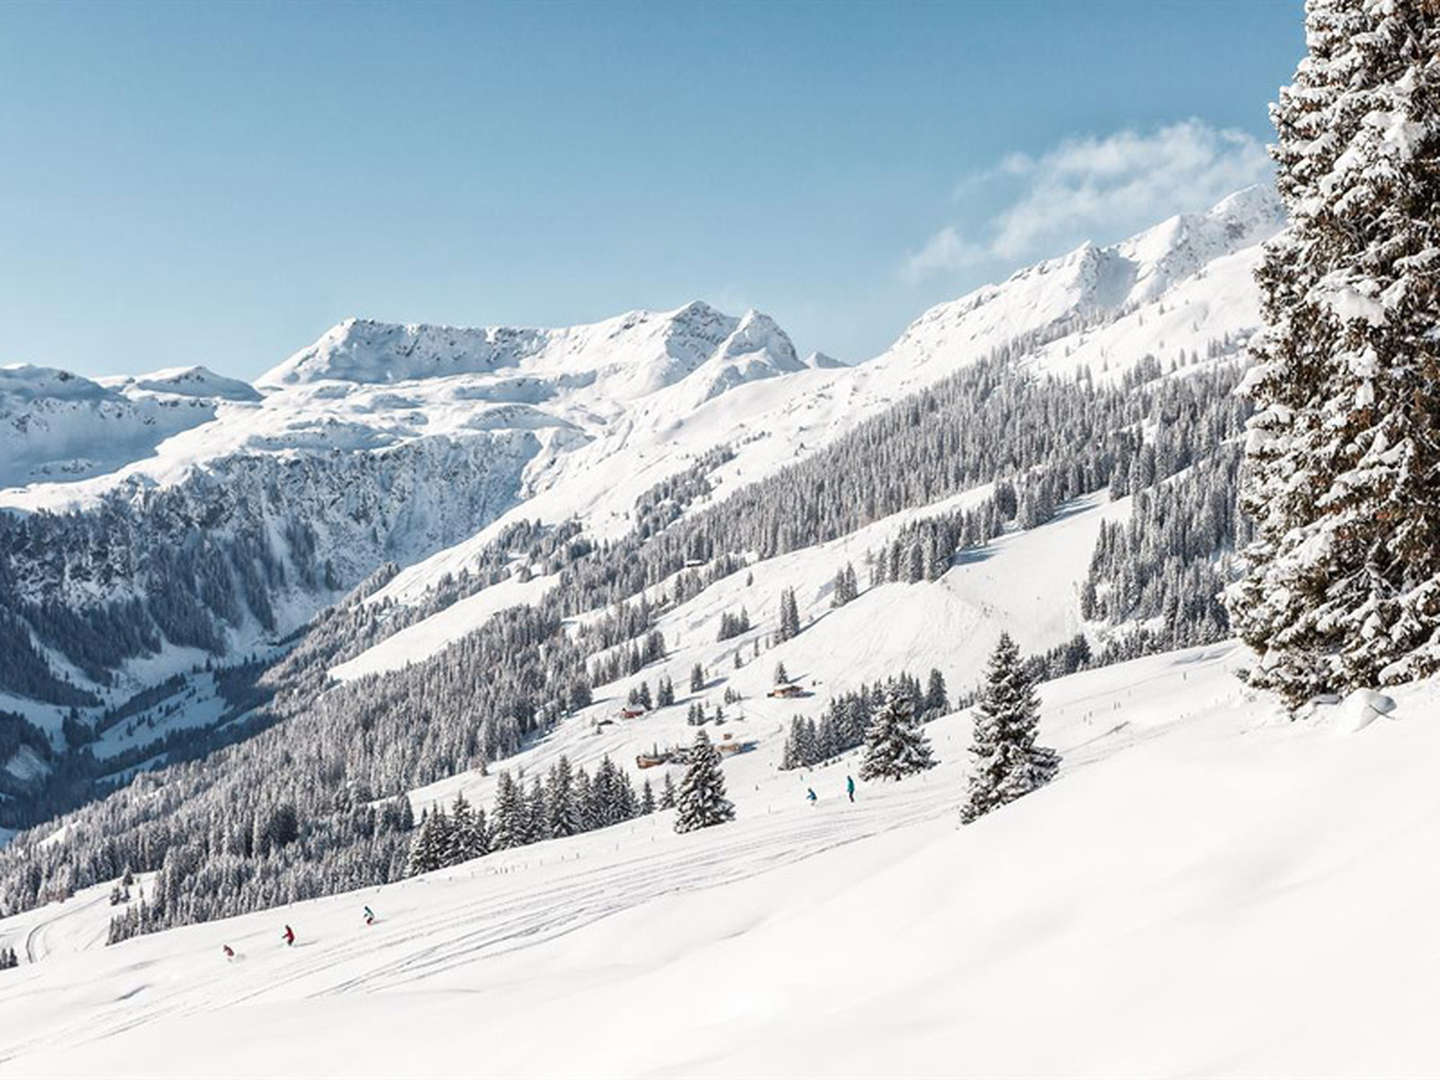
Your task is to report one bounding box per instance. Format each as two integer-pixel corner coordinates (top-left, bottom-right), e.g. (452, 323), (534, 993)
(0, 772), (959, 1064)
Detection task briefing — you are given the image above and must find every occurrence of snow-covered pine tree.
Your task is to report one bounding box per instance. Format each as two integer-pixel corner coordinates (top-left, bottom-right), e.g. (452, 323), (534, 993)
(924, 668), (949, 718)
(777, 587), (801, 641)
(689, 662), (705, 693)
(961, 632), (1060, 824)
(525, 777), (546, 842)
(640, 777), (656, 815)
(1227, 0), (1440, 703)
(445, 793), (486, 865)
(858, 686), (935, 781)
(659, 770), (677, 809)
(572, 767), (596, 831)
(773, 660), (789, 685)
(405, 807), (447, 876)
(488, 771), (525, 850)
(546, 755), (582, 838)
(780, 715), (804, 770)
(673, 729), (735, 833)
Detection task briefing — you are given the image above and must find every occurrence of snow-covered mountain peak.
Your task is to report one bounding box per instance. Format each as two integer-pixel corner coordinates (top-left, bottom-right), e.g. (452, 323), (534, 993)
(687, 308), (806, 406)
(1118, 183), (1285, 303)
(0, 364), (117, 405)
(881, 185), (1286, 377)
(102, 365), (262, 402)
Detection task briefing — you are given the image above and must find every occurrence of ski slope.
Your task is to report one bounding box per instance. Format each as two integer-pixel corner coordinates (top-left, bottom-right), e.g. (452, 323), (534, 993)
(3, 645), (1439, 1077)
(401, 485), (1116, 818)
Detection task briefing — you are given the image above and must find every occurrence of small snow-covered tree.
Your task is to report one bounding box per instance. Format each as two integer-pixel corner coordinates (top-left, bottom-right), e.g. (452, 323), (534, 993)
(924, 668), (949, 717)
(546, 756), (582, 839)
(673, 729), (735, 833)
(405, 808), (448, 876)
(488, 771), (526, 850)
(659, 771), (677, 810)
(773, 660), (789, 685)
(858, 686), (935, 782)
(1226, 0), (1440, 703)
(777, 588), (801, 641)
(961, 633), (1060, 824)
(640, 778), (656, 815)
(690, 663), (705, 693)
(445, 793), (486, 865)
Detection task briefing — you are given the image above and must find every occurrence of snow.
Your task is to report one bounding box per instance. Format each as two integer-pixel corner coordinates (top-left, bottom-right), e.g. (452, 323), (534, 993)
(882, 184), (1284, 381)
(89, 674), (229, 761)
(1314, 688), (1398, 734)
(1, 744), (48, 783)
(6, 644), (1440, 1077)
(99, 365), (261, 402)
(0, 364), (225, 489)
(330, 573), (559, 682)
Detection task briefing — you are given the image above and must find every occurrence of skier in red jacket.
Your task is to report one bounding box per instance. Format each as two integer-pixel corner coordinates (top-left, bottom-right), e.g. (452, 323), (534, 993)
(282, 925), (295, 947)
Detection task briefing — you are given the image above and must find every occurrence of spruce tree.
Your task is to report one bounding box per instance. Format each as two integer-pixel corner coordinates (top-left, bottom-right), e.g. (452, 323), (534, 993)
(525, 777), (546, 842)
(858, 686), (935, 781)
(777, 588), (801, 641)
(1227, 0), (1440, 703)
(405, 808), (447, 876)
(673, 729), (735, 833)
(924, 668), (949, 717)
(546, 756), (582, 838)
(659, 770), (677, 810)
(690, 663), (705, 693)
(773, 660), (789, 685)
(488, 771), (525, 850)
(961, 633), (1060, 824)
(446, 793), (485, 866)
(573, 768), (596, 831)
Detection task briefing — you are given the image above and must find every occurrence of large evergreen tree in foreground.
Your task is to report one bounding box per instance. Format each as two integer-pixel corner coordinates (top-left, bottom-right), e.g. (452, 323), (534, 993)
(673, 729), (734, 833)
(961, 633), (1059, 824)
(1227, 0), (1440, 703)
(858, 686), (935, 782)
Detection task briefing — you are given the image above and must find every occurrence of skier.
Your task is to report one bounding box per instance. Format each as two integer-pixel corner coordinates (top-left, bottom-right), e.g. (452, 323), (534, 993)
(363, 905), (375, 926)
(806, 787), (817, 805)
(222, 944), (235, 960)
(282, 924), (295, 947)
(846, 774), (855, 803)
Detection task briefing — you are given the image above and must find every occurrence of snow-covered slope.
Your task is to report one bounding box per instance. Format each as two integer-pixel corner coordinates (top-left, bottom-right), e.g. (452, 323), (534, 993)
(0, 365), (230, 488)
(0, 187), (1284, 793)
(260, 301), (803, 402)
(373, 186), (1283, 605)
(5, 642), (1438, 1078)
(99, 365), (262, 402)
(884, 183), (1283, 377)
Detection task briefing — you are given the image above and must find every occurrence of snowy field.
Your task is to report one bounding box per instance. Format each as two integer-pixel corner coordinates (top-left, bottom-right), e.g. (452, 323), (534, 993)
(3, 643), (1439, 1078)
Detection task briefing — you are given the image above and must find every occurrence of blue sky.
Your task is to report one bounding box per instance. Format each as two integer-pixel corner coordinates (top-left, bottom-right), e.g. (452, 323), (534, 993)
(0, 1), (1304, 380)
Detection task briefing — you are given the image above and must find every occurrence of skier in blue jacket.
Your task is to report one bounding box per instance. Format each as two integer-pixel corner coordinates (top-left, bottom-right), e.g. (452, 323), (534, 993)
(846, 775), (855, 802)
(806, 787), (817, 805)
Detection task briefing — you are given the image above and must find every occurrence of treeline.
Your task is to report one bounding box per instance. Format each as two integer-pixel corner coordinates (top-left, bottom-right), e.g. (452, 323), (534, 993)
(780, 669), (948, 770)
(1084, 443), (1248, 650)
(405, 754), (659, 877)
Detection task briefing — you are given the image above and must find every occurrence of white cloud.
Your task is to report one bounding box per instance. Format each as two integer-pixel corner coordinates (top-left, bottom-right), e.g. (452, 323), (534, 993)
(904, 119), (1272, 282)
(901, 226), (985, 283)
